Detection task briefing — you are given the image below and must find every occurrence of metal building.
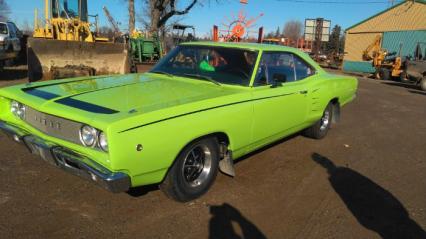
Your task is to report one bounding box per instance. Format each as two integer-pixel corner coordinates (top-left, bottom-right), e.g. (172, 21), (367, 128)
(343, 0), (426, 73)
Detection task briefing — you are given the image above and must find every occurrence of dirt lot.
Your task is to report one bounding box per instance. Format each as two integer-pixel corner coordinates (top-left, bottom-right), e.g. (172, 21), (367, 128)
(0, 68), (425, 239)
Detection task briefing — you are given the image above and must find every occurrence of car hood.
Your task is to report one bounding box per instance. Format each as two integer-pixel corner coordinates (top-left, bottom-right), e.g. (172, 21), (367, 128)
(5, 73), (246, 128)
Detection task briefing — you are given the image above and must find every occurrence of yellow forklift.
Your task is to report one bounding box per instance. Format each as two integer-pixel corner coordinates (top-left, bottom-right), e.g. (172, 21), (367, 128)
(28, 0), (130, 81)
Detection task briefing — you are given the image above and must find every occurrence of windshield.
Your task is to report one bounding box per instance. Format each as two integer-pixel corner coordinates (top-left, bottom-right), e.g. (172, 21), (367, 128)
(52, 0), (88, 21)
(151, 45), (258, 86)
(0, 23), (7, 35)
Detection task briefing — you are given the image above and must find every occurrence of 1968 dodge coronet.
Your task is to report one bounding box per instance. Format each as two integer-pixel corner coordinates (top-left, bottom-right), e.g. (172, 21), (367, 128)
(0, 42), (357, 201)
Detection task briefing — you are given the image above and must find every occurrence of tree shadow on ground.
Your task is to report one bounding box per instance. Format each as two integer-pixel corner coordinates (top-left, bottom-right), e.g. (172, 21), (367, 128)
(312, 153), (426, 239)
(209, 203), (267, 239)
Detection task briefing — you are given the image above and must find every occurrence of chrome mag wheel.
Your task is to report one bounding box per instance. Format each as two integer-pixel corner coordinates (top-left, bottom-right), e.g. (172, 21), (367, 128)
(320, 110), (330, 131)
(182, 144), (213, 187)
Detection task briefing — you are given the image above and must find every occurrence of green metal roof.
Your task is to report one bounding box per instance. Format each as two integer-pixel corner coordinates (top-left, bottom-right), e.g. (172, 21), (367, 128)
(345, 0), (426, 32)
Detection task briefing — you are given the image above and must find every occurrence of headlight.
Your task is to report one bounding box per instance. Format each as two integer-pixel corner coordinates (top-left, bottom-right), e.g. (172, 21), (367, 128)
(79, 125), (98, 147)
(11, 100), (26, 119)
(98, 131), (108, 152)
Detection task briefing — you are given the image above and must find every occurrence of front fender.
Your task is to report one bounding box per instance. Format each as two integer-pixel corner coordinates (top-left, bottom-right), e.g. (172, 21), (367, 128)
(108, 102), (253, 187)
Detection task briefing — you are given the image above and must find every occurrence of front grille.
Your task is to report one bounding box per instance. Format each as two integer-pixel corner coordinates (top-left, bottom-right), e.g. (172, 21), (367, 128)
(24, 106), (82, 145)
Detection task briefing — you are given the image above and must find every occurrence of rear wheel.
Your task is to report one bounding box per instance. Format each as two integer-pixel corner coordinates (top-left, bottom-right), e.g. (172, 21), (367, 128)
(420, 77), (426, 91)
(379, 68), (391, 81)
(399, 71), (409, 82)
(303, 103), (333, 139)
(160, 137), (220, 202)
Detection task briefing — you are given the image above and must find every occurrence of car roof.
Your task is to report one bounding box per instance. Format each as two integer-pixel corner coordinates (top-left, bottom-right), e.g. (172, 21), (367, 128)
(181, 41), (302, 53)
(180, 41), (326, 73)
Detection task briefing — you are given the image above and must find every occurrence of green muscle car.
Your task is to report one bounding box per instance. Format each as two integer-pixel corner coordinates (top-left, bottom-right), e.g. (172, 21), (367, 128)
(0, 42), (358, 201)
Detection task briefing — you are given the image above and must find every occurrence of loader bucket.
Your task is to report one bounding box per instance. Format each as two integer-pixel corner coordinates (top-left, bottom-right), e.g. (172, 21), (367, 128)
(27, 38), (130, 81)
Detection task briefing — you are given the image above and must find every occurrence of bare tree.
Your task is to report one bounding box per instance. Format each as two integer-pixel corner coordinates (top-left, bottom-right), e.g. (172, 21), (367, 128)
(0, 0), (10, 22)
(283, 20), (303, 43)
(20, 20), (33, 35)
(141, 0), (218, 33)
(128, 0), (135, 33)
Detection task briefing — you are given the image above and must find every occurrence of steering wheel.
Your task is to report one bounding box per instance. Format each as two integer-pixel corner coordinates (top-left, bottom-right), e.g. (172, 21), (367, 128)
(230, 68), (250, 79)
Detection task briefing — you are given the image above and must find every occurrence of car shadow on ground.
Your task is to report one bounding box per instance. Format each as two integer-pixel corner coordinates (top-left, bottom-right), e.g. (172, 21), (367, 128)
(126, 184), (159, 197)
(382, 81), (421, 91)
(408, 90), (426, 96)
(312, 153), (426, 239)
(126, 133), (302, 197)
(0, 68), (28, 81)
(209, 203), (267, 239)
(233, 133), (300, 165)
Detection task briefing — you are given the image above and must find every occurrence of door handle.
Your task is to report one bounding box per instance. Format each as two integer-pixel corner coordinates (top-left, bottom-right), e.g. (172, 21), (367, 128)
(300, 90), (308, 94)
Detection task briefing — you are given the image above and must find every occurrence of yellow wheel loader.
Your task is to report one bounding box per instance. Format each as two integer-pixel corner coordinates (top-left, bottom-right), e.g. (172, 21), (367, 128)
(28, 0), (130, 81)
(362, 35), (402, 81)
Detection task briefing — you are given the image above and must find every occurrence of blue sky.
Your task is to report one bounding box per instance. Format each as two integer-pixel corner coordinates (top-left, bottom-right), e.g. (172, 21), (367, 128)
(7, 0), (399, 37)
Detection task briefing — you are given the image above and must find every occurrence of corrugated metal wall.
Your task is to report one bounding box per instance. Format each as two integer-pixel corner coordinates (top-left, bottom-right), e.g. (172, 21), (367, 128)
(344, 32), (382, 61)
(343, 32), (382, 73)
(343, 61), (376, 73)
(347, 1), (426, 33)
(382, 30), (426, 57)
(343, 1), (426, 73)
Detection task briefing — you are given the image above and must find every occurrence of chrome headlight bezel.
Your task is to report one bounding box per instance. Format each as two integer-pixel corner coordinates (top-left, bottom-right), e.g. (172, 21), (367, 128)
(79, 125), (98, 147)
(11, 100), (26, 119)
(98, 131), (108, 152)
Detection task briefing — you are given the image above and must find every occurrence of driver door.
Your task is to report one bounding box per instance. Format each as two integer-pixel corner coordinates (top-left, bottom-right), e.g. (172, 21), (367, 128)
(250, 51), (313, 147)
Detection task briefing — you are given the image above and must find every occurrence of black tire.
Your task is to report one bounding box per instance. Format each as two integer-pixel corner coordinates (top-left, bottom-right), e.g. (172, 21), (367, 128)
(303, 103), (333, 139)
(399, 71), (409, 82)
(420, 77), (426, 91)
(379, 68), (391, 81)
(160, 137), (220, 202)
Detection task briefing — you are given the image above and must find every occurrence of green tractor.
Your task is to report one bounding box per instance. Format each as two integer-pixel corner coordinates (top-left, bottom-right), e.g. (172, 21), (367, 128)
(129, 33), (163, 73)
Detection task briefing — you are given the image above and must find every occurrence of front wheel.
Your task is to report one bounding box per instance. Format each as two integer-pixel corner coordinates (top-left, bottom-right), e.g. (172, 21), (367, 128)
(160, 137), (220, 202)
(303, 103), (333, 139)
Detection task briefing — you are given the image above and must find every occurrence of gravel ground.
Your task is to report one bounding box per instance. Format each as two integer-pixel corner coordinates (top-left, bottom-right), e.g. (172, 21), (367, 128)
(0, 68), (425, 239)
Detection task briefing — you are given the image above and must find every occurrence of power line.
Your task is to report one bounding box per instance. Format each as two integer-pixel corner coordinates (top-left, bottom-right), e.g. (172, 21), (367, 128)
(276, 0), (402, 4)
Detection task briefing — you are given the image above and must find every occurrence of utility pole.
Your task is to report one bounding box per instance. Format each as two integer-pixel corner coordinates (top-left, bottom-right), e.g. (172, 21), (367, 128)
(128, 0), (135, 34)
(314, 18), (324, 61)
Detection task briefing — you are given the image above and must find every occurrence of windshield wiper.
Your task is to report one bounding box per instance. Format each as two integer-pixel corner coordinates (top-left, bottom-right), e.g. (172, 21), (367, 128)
(150, 70), (174, 77)
(182, 73), (222, 86)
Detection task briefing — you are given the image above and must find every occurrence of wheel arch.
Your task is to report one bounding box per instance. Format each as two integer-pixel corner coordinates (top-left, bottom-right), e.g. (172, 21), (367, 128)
(176, 131), (232, 158)
(330, 97), (341, 124)
(161, 131), (233, 182)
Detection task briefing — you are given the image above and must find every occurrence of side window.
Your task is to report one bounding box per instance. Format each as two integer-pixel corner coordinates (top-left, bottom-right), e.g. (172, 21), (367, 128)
(254, 52), (296, 86)
(254, 52), (315, 86)
(0, 24), (7, 35)
(294, 56), (315, 80)
(7, 23), (16, 38)
(11, 23), (22, 38)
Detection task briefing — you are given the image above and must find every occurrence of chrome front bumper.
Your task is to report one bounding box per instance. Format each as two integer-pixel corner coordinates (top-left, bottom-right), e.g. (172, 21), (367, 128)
(0, 121), (130, 193)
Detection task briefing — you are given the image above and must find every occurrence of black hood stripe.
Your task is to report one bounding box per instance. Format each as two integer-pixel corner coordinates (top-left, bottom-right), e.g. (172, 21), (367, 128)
(24, 88), (61, 100)
(55, 98), (119, 114)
